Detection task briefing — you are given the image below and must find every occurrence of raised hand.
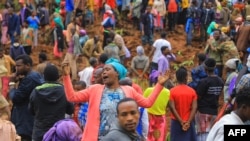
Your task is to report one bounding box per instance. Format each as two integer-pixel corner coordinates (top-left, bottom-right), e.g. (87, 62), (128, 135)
(157, 71), (170, 86)
(62, 63), (70, 76)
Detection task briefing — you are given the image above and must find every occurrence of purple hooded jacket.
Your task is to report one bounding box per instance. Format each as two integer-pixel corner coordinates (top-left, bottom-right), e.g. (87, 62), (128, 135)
(43, 119), (82, 141)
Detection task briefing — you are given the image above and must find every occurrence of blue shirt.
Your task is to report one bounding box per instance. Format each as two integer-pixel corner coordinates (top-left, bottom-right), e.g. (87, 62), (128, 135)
(27, 16), (40, 29)
(65, 0), (74, 12)
(99, 87), (125, 137)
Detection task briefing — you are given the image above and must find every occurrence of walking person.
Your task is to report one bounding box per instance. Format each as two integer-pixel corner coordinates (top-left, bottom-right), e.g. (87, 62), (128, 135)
(27, 11), (40, 49)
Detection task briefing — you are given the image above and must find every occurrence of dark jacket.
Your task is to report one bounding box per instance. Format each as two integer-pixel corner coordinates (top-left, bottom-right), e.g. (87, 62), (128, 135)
(7, 14), (21, 35)
(101, 122), (141, 141)
(10, 45), (26, 60)
(10, 71), (44, 137)
(141, 12), (154, 35)
(29, 83), (74, 141)
(201, 8), (214, 25)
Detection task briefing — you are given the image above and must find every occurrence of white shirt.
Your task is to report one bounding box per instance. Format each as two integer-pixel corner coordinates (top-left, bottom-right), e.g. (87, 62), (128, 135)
(152, 38), (172, 63)
(206, 111), (244, 141)
(78, 66), (94, 86)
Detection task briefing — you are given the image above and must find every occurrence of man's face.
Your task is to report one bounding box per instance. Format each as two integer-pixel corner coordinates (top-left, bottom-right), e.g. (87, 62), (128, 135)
(15, 59), (29, 75)
(117, 101), (139, 132)
(213, 31), (220, 40)
(146, 7), (152, 13)
(207, 2), (212, 9)
(164, 48), (171, 55)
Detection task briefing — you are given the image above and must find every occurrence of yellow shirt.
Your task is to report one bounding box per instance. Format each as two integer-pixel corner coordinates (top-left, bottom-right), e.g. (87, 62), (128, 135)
(143, 87), (170, 115)
(181, 0), (189, 9)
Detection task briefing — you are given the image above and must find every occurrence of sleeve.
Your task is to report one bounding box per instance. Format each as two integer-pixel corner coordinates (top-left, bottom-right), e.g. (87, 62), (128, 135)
(131, 58), (137, 71)
(158, 58), (164, 73)
(141, 108), (149, 140)
(196, 80), (208, 97)
(36, 16), (40, 24)
(10, 77), (38, 104)
(236, 75), (248, 93)
(21, 47), (26, 55)
(132, 83), (163, 108)
(7, 56), (16, 66)
(63, 75), (90, 103)
(83, 41), (91, 57)
(206, 126), (224, 141)
(94, 42), (103, 55)
(0, 94), (9, 109)
(143, 57), (150, 73)
(16, 16), (21, 35)
(167, 53), (176, 62)
(29, 89), (36, 115)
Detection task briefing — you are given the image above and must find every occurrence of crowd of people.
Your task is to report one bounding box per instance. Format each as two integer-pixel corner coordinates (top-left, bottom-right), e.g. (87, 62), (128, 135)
(1, 0), (250, 141)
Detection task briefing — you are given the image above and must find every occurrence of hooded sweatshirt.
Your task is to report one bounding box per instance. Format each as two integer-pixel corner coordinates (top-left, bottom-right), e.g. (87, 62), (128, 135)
(101, 122), (141, 141)
(29, 83), (74, 141)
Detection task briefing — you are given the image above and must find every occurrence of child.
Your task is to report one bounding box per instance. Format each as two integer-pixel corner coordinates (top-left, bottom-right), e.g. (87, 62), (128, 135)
(10, 38), (26, 60)
(21, 21), (33, 55)
(73, 81), (87, 129)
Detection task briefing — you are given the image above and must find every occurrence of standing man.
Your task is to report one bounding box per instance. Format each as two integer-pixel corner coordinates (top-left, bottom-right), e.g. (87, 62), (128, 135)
(9, 55), (44, 141)
(158, 46), (176, 75)
(29, 65), (74, 141)
(7, 7), (21, 44)
(205, 29), (222, 77)
(149, 32), (172, 72)
(141, 6), (154, 46)
(195, 58), (224, 141)
(169, 67), (198, 141)
(101, 98), (141, 141)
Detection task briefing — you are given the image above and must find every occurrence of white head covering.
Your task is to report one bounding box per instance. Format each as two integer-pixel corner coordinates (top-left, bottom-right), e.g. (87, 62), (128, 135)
(225, 58), (240, 69)
(136, 46), (144, 56)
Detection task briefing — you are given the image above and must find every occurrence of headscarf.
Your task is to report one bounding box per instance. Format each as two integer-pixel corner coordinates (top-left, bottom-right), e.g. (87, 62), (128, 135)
(79, 30), (87, 36)
(54, 17), (64, 29)
(136, 46), (144, 56)
(207, 21), (218, 35)
(105, 58), (127, 80)
(43, 119), (82, 141)
(225, 58), (240, 70)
